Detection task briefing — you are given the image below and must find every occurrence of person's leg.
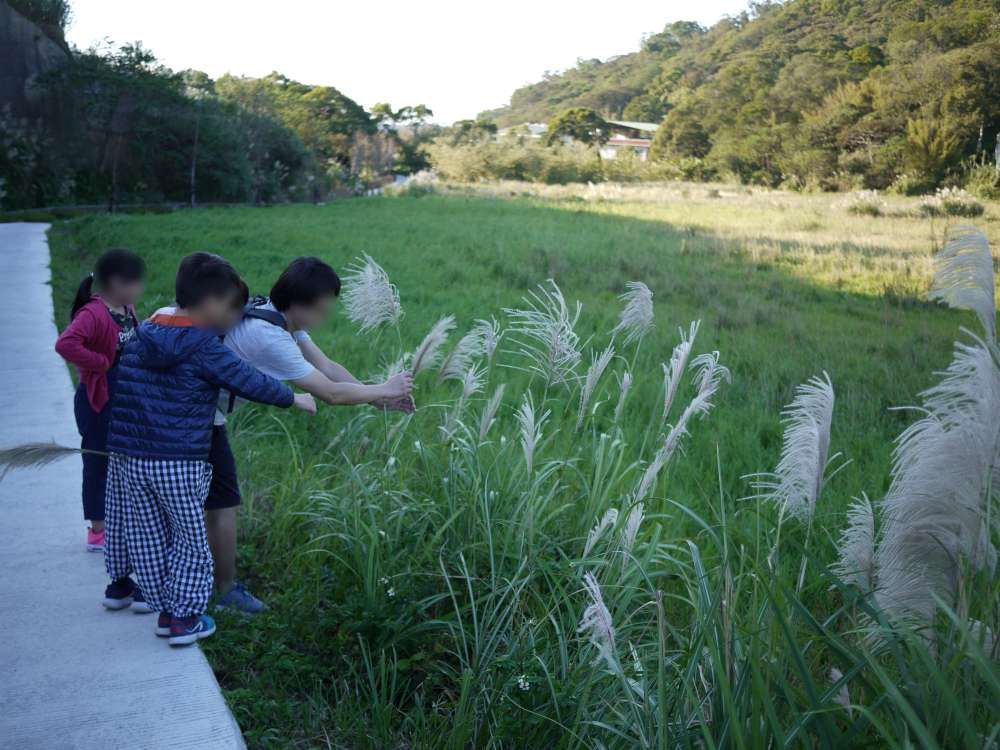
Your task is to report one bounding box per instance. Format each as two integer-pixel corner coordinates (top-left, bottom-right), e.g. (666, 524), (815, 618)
(103, 455), (131, 584)
(122, 458), (170, 614)
(206, 506), (237, 593)
(204, 425), (266, 613)
(75, 385), (108, 536)
(156, 459), (214, 620)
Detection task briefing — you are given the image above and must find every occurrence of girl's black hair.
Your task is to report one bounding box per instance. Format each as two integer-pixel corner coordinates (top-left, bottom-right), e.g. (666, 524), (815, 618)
(70, 248), (146, 319)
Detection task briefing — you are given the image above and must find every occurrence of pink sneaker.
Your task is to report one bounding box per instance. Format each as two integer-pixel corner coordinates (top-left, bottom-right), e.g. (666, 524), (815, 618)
(86, 527), (105, 552)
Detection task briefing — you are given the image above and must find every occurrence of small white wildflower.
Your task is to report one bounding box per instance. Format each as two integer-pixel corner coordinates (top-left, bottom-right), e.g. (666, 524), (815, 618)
(516, 675), (530, 692)
(379, 576), (390, 586)
(386, 456), (396, 468)
(413, 440), (422, 451)
(386, 587), (396, 598)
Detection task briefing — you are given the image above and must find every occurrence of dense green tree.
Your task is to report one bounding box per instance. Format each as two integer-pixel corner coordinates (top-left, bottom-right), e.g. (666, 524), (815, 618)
(545, 107), (608, 146)
(483, 0), (1000, 191)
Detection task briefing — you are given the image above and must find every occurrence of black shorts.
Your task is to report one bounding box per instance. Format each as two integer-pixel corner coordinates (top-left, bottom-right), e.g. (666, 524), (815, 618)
(205, 425), (241, 510)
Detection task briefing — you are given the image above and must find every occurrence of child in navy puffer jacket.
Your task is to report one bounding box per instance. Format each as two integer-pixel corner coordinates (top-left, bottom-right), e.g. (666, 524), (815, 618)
(102, 252), (316, 646)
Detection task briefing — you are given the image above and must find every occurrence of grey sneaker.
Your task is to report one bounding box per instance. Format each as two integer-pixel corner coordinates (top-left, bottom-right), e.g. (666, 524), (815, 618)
(214, 582), (267, 614)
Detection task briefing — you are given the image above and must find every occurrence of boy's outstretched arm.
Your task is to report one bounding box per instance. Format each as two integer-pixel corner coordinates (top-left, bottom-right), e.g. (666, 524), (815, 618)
(291, 369), (412, 407)
(298, 338), (414, 412)
(198, 337), (295, 408)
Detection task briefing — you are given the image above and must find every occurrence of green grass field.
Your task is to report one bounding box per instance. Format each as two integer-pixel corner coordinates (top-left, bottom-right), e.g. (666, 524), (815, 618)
(48, 185), (1000, 748)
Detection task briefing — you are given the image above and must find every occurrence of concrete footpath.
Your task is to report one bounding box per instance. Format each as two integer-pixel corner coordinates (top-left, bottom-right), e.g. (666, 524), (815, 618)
(0, 224), (245, 749)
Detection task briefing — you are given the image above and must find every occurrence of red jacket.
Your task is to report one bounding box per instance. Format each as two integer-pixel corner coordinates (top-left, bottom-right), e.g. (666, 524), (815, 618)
(55, 297), (135, 412)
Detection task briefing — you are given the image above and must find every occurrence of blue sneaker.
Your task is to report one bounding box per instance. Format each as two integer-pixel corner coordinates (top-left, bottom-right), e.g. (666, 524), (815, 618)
(102, 577), (137, 610)
(155, 612), (172, 637)
(130, 587), (155, 614)
(214, 582), (267, 615)
(168, 614), (216, 646)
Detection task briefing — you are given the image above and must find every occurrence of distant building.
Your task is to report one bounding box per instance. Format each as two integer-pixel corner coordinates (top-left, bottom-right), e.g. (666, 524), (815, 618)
(496, 123), (549, 139)
(599, 121), (659, 161)
(495, 119), (660, 161)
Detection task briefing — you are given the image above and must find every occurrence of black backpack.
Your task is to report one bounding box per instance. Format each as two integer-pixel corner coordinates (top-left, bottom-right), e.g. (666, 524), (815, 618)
(243, 295), (287, 330)
(222, 296), (288, 414)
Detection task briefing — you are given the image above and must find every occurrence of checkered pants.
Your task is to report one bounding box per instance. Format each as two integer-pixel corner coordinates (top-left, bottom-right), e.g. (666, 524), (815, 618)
(104, 455), (214, 617)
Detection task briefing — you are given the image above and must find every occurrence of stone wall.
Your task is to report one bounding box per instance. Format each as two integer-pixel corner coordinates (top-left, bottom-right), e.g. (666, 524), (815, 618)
(0, 0), (69, 116)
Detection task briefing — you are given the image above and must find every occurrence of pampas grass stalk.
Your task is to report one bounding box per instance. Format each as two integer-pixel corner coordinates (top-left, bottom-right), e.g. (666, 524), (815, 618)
(478, 384), (506, 442)
(614, 370), (632, 424)
(661, 321), (700, 422)
(619, 502), (644, 580)
(578, 571), (619, 673)
(583, 508), (619, 557)
(438, 327), (486, 384)
(0, 442), (102, 481)
(611, 281), (654, 347)
(635, 351), (730, 504)
(833, 493), (876, 593)
(410, 315), (456, 376)
(341, 254), (403, 333)
(873, 229), (997, 623)
(929, 226), (996, 343)
(749, 373), (838, 521)
(505, 279), (582, 387)
(577, 344), (615, 430)
(516, 391), (549, 477)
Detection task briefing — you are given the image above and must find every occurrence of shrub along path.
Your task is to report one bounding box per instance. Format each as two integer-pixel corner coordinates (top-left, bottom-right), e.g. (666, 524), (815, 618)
(0, 223), (244, 749)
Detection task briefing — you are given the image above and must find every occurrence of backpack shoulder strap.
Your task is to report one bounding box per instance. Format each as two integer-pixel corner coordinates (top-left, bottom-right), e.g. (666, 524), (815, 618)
(242, 295), (287, 331)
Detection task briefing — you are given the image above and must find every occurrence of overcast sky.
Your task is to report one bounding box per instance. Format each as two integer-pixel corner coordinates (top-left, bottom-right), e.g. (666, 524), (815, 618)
(65, 0), (747, 124)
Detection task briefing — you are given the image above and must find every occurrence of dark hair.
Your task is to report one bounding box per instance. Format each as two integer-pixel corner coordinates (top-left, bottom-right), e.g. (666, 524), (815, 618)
(269, 256), (341, 312)
(70, 248), (145, 319)
(175, 252), (245, 309)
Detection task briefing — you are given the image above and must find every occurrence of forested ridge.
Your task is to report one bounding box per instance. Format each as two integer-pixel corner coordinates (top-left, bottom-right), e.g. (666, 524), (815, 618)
(480, 0), (1000, 190)
(0, 0), (434, 210)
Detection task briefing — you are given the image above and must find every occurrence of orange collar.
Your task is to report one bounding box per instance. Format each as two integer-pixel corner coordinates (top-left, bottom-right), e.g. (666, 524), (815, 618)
(149, 312), (197, 328)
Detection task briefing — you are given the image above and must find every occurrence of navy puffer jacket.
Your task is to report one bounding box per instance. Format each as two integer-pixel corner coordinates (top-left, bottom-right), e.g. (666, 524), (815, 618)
(108, 318), (294, 460)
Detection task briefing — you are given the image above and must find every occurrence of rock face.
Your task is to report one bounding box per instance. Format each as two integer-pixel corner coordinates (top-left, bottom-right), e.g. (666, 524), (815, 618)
(0, 0), (69, 116)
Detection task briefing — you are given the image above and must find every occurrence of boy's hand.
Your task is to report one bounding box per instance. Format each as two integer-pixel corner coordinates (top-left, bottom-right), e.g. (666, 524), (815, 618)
(293, 392), (318, 415)
(372, 394), (416, 413)
(383, 372), (414, 401)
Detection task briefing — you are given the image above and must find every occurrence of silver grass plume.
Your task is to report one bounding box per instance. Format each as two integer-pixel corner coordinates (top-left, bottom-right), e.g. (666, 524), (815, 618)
(614, 370), (632, 424)
(410, 315), (455, 376)
(473, 317), (502, 364)
(662, 321), (700, 421)
(583, 508), (619, 557)
(438, 327), (486, 384)
(0, 442), (99, 481)
(442, 363), (486, 440)
(612, 281), (654, 346)
(578, 571), (620, 673)
(829, 668), (852, 716)
(874, 335), (1000, 623)
(833, 493), (876, 592)
(505, 279), (582, 387)
(635, 351), (730, 504)
(619, 502), (644, 579)
(577, 344), (615, 430)
(341, 254), (403, 332)
(929, 226), (996, 343)
(749, 373), (837, 521)
(478, 384), (506, 442)
(516, 391), (549, 476)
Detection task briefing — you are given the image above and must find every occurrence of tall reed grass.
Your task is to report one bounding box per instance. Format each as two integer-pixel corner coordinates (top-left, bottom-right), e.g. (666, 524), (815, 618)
(224, 226), (999, 748)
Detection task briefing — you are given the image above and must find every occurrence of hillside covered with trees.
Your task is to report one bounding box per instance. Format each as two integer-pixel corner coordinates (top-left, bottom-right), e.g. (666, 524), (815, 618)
(479, 0), (1000, 191)
(0, 0), (434, 210)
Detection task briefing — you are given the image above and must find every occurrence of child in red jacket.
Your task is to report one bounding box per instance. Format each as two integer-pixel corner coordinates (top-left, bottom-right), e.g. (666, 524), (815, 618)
(55, 249), (145, 555)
